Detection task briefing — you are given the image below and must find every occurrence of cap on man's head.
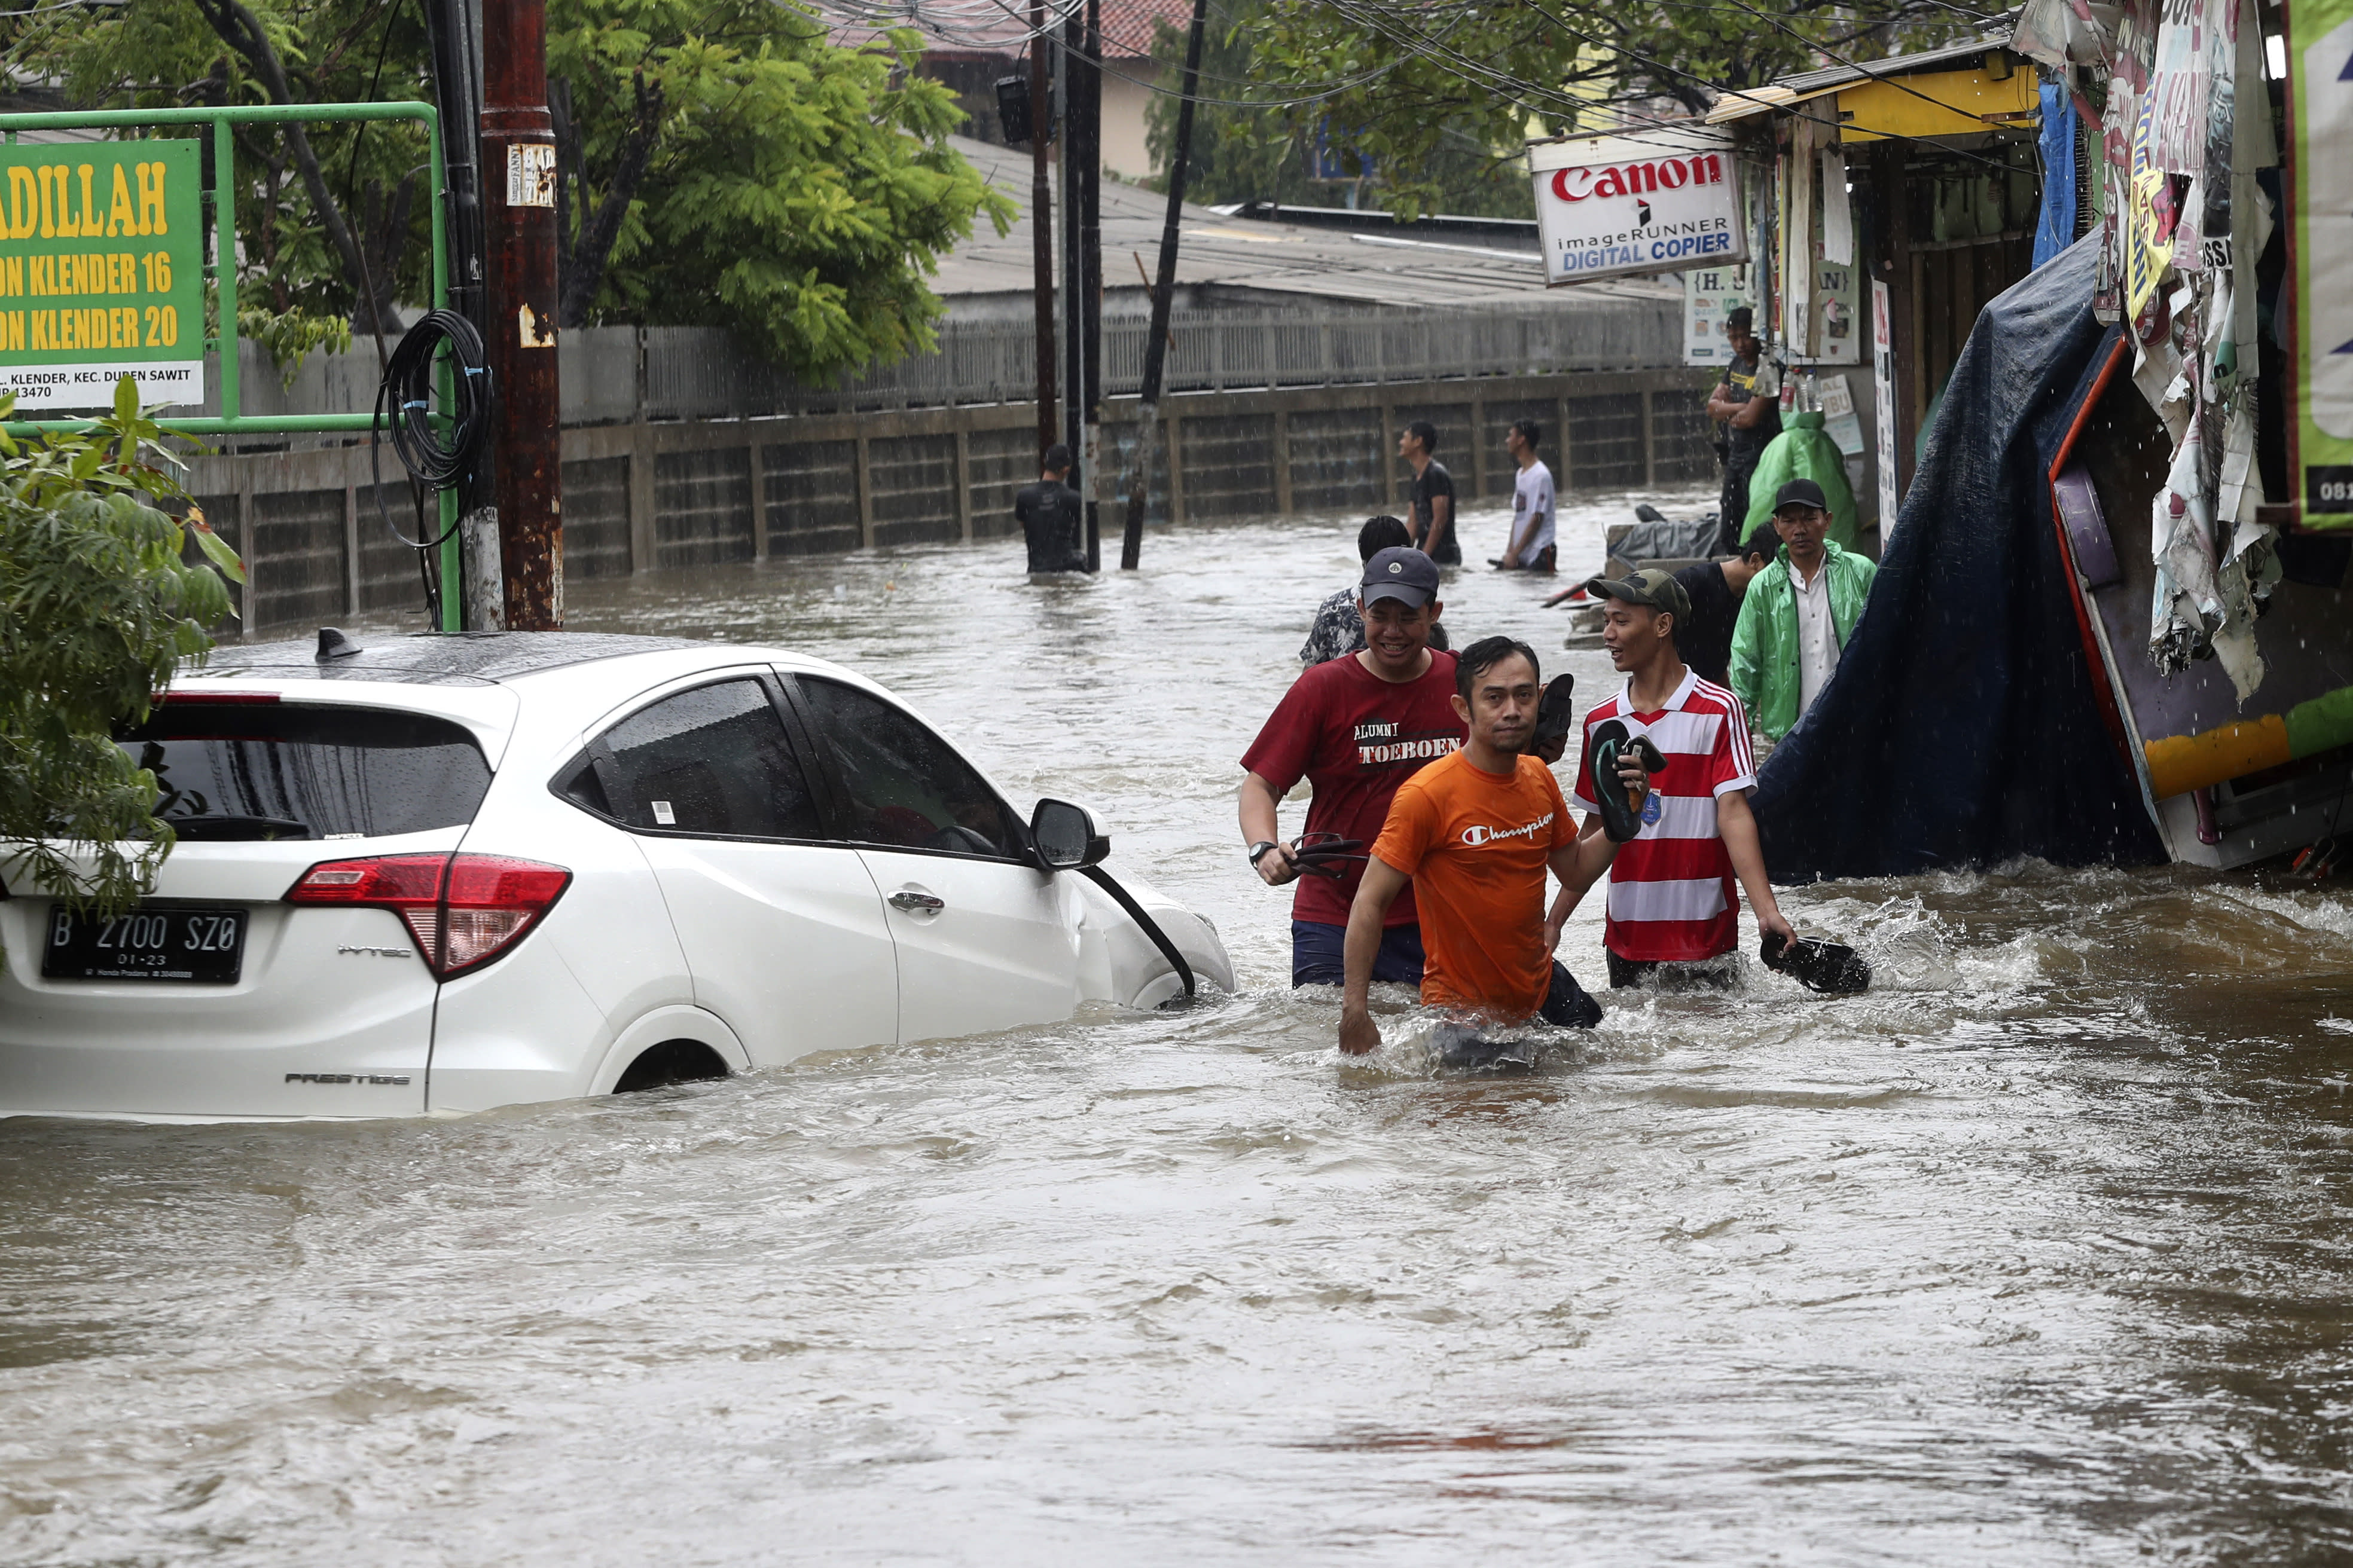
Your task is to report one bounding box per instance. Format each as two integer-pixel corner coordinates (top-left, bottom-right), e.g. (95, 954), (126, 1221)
(1582, 567), (1691, 625)
(1725, 305), (1754, 332)
(1773, 478), (1830, 515)
(1361, 545), (1441, 609)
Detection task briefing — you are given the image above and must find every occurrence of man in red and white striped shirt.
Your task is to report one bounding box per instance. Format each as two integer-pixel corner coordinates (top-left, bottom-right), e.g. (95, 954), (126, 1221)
(1560, 568), (1793, 988)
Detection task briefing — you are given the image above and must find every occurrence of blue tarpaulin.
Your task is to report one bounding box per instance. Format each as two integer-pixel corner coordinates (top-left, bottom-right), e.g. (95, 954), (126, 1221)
(1749, 236), (2165, 880)
(2033, 84), (2077, 269)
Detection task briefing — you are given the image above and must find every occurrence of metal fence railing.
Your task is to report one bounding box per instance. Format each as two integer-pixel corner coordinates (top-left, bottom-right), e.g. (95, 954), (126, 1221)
(207, 297), (1683, 430)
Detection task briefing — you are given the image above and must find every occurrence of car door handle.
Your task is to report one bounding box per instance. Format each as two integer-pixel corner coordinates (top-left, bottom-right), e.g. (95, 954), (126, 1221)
(889, 890), (945, 913)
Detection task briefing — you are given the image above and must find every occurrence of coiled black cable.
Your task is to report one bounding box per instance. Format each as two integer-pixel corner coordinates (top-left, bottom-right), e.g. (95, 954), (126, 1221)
(371, 308), (492, 551)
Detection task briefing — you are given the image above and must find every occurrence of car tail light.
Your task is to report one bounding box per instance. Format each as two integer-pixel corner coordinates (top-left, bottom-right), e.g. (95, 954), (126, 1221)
(286, 852), (571, 979)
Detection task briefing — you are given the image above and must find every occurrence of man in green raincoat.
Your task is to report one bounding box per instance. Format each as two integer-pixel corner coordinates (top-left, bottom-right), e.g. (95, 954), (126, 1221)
(1729, 479), (1877, 750)
(1739, 409), (1860, 552)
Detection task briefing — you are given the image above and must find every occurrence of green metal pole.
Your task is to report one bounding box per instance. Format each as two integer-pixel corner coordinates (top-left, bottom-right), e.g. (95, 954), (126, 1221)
(425, 106), (462, 633)
(213, 114), (239, 441)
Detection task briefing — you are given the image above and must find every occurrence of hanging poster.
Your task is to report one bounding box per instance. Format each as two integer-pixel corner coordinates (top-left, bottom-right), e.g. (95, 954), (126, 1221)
(2292, 0), (2353, 523)
(1528, 127), (1746, 286)
(1788, 255), (1861, 366)
(0, 140), (204, 409)
(1872, 279), (1900, 530)
(2147, 0), (2212, 175)
(2123, 85), (2175, 323)
(1683, 263), (1754, 365)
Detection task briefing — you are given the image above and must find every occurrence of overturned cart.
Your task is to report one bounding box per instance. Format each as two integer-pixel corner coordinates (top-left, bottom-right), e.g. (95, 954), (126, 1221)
(1754, 237), (2353, 878)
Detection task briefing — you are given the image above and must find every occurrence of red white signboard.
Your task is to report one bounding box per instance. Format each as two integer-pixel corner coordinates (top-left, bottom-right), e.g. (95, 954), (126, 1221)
(1528, 127), (1746, 286)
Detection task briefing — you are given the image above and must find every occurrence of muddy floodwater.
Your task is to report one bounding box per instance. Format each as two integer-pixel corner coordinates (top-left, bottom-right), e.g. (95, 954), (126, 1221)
(10, 494), (2353, 1564)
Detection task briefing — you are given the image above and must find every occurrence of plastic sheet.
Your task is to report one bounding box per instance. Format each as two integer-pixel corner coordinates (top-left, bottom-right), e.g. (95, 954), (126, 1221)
(1751, 236), (2167, 880)
(1739, 412), (1860, 549)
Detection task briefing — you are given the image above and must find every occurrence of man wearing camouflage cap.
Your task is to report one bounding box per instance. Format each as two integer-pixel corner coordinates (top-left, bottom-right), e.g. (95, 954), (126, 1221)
(1561, 567), (1792, 989)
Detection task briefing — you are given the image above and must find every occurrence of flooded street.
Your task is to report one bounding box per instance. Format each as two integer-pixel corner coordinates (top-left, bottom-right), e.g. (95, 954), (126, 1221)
(11, 495), (2353, 1564)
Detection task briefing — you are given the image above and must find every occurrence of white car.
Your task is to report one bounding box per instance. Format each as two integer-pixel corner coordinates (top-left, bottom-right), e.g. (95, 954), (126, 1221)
(0, 632), (1232, 1121)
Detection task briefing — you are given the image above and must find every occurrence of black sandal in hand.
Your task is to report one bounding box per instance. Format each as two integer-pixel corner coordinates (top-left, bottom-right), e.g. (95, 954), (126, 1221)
(1289, 833), (1366, 880)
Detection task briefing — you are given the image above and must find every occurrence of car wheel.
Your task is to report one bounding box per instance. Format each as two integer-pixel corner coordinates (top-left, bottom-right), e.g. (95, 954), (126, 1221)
(612, 1039), (731, 1094)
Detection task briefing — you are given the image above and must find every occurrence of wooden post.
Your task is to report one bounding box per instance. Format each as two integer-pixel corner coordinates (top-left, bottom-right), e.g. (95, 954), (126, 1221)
(855, 433), (875, 549)
(953, 428), (974, 543)
(627, 421), (654, 575)
(1470, 397), (1488, 498)
(1554, 393), (1570, 494)
(1641, 387), (1658, 491)
(1166, 413), (1186, 524)
(747, 433), (769, 560)
(1274, 409), (1294, 518)
(1380, 402), (1397, 509)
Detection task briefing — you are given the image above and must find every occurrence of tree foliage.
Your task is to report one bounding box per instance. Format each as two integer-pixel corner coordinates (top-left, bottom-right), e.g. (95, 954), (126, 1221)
(0, 379), (241, 919)
(1234, 0), (1977, 219)
(1146, 0), (1534, 219)
(550, 2), (1014, 380)
(4, 0), (1012, 381)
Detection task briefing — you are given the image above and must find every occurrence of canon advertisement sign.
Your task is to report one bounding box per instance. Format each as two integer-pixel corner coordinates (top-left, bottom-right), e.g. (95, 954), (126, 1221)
(1527, 129), (1746, 287)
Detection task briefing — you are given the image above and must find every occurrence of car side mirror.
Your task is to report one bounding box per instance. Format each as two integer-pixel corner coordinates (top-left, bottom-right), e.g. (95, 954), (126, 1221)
(1030, 797), (1109, 871)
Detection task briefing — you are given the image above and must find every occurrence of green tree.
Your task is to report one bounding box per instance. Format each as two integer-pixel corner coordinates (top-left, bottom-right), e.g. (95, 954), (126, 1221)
(1, 379), (242, 919)
(550, 5), (1015, 380)
(5, 0), (1011, 382)
(1235, 0), (1973, 220)
(1146, 0), (1534, 219)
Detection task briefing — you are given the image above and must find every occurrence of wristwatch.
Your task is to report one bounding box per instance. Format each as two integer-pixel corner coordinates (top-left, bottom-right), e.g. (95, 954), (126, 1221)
(1247, 840), (1281, 867)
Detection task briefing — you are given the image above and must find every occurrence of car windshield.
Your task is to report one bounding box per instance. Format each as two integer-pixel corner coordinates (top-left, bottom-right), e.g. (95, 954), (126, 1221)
(118, 703), (493, 840)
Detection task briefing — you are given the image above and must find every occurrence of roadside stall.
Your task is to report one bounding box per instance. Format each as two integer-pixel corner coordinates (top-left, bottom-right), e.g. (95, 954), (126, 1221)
(2007, 0), (2353, 867)
(1702, 38), (2047, 533)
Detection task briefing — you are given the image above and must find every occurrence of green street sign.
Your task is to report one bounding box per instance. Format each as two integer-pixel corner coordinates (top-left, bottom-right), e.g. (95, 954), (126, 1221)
(0, 139), (202, 410)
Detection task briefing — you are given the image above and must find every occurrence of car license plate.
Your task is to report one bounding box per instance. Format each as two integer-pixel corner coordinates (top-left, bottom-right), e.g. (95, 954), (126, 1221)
(41, 905), (248, 984)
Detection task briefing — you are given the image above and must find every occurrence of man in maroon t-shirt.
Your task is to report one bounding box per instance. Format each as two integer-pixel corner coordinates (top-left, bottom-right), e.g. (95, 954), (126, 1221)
(1241, 546), (1466, 986)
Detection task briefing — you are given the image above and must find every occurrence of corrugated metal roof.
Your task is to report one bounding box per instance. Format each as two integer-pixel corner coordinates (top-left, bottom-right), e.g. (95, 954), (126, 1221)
(1705, 32), (2014, 122)
(938, 135), (1679, 313)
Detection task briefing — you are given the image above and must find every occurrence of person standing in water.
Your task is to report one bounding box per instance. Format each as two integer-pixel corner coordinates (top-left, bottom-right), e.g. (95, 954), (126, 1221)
(1400, 421), (1460, 564)
(1243, 547), (1462, 988)
(1568, 570), (1793, 990)
(1014, 445), (1087, 574)
(1298, 516), (1452, 670)
(1496, 420), (1557, 573)
(1336, 636), (1640, 1054)
(1704, 308), (1781, 556)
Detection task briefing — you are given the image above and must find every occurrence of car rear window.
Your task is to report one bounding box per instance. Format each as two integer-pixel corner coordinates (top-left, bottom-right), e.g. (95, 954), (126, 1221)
(118, 704), (493, 840)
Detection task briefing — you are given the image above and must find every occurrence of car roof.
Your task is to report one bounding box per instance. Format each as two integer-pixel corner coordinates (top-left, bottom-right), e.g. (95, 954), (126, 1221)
(185, 631), (721, 686)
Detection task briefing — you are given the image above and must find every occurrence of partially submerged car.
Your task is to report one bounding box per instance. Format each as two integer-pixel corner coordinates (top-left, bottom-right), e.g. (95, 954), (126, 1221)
(0, 632), (1232, 1120)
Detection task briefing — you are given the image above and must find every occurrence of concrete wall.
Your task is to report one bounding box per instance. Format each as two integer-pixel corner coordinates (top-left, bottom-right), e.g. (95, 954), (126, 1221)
(190, 368), (1713, 637)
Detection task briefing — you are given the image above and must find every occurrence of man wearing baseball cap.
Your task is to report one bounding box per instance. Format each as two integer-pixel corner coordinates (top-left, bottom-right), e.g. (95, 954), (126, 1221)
(1240, 546), (1464, 988)
(1729, 477), (1879, 751)
(1561, 567), (1794, 988)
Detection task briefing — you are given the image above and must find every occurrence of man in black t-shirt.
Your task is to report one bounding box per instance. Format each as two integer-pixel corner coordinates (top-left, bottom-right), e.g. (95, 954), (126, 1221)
(1399, 420), (1460, 564)
(1014, 444), (1087, 573)
(1704, 308), (1783, 555)
(1669, 536), (1772, 687)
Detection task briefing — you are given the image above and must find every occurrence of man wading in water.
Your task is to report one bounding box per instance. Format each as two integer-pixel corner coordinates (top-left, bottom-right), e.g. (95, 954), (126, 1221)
(1569, 570), (1793, 989)
(1336, 637), (1643, 1056)
(1242, 548), (1463, 988)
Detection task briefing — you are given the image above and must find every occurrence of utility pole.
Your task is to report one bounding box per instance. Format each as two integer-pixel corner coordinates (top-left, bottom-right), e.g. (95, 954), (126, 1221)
(480, 0), (563, 628)
(1058, 4), (1083, 559)
(1120, 0), (1207, 570)
(1028, 2), (1056, 463)
(420, 0), (498, 629)
(1078, 0), (1103, 573)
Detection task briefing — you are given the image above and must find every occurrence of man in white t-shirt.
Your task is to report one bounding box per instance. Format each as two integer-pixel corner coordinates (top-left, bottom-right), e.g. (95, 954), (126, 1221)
(1498, 420), (1557, 573)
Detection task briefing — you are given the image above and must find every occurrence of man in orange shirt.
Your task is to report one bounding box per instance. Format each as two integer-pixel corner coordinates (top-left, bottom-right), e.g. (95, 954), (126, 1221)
(1338, 635), (1647, 1057)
